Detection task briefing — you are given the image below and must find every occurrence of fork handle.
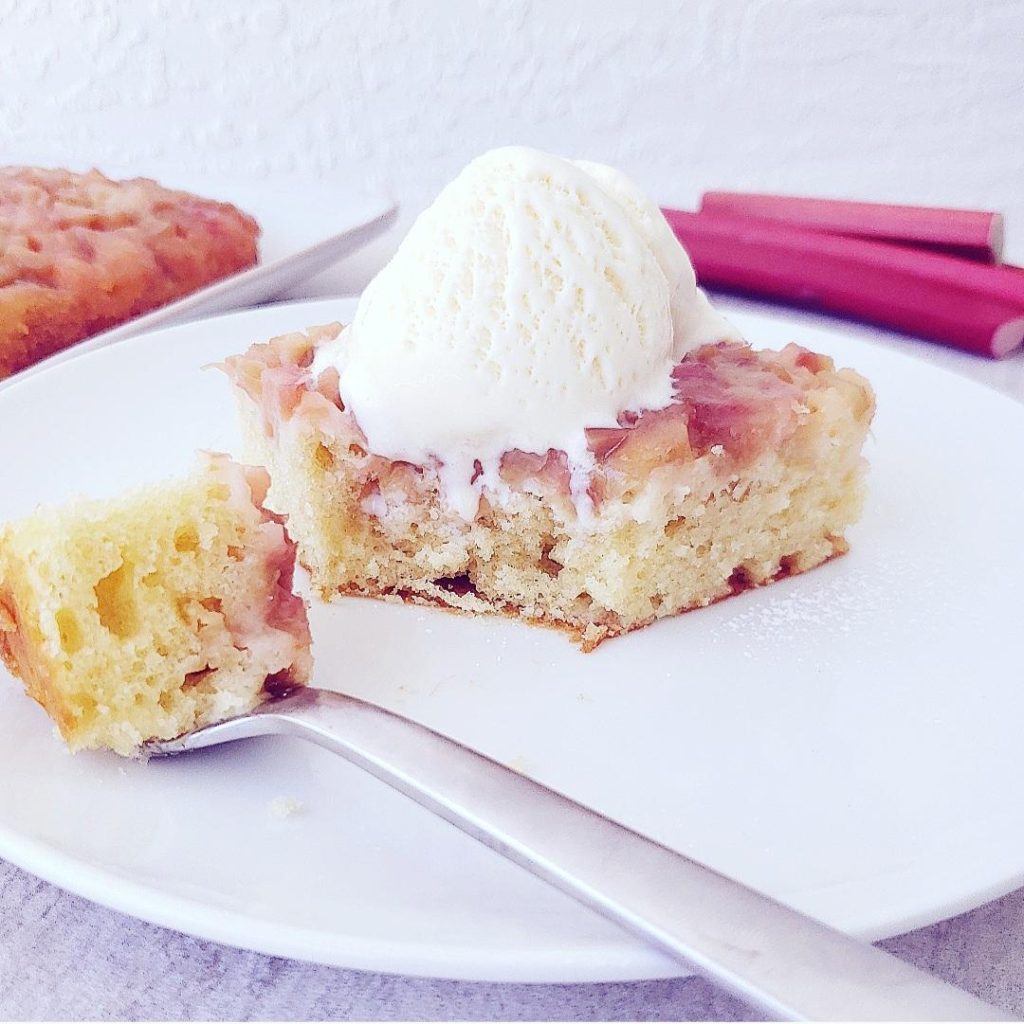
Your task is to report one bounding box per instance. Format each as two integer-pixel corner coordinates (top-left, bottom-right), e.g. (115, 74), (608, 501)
(186, 688), (1010, 1020)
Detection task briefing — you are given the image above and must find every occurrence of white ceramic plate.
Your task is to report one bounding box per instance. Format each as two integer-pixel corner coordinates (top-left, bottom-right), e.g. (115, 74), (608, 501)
(1, 172), (396, 389)
(1, 299), (1023, 983)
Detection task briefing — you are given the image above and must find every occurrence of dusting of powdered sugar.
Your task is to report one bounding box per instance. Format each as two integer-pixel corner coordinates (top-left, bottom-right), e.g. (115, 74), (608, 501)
(708, 558), (899, 661)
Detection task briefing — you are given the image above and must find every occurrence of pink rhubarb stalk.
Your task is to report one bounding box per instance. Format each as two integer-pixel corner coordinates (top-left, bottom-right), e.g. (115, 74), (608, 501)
(662, 209), (1024, 358)
(695, 192), (1004, 264)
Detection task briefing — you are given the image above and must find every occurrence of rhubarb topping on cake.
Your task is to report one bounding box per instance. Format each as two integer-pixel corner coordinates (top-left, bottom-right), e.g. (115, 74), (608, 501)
(0, 166), (260, 379)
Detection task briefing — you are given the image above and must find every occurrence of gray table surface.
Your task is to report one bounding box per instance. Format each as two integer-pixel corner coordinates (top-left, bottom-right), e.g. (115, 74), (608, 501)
(3, 859), (1024, 1021)
(2, 271), (1024, 1021)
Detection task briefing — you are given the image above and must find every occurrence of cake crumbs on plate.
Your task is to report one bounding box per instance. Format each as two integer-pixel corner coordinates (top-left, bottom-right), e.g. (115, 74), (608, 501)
(268, 796), (305, 819)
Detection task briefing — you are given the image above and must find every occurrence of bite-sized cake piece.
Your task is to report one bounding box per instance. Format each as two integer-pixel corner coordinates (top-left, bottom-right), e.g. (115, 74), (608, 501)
(0, 454), (310, 754)
(0, 166), (260, 379)
(226, 326), (873, 651)
(226, 147), (875, 650)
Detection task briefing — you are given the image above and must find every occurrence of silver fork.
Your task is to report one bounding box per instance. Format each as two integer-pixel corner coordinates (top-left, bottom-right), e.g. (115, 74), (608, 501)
(146, 687), (1012, 1022)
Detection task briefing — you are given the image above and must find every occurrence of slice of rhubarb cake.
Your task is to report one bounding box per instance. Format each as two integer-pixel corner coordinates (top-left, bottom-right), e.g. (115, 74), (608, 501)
(0, 454), (311, 754)
(226, 328), (873, 651)
(224, 147), (875, 651)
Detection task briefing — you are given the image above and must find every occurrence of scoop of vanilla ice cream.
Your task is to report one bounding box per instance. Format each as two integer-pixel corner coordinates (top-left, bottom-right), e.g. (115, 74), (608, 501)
(315, 146), (738, 517)
(571, 159), (737, 353)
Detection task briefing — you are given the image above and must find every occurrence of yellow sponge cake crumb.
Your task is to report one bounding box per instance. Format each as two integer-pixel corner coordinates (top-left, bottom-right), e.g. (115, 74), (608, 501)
(0, 453), (311, 754)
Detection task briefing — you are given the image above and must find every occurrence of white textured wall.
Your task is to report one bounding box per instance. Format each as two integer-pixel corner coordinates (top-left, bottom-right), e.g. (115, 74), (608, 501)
(2, 0), (1023, 262)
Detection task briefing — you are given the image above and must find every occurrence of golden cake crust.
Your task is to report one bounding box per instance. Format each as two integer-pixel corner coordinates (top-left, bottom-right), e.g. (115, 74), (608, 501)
(333, 540), (848, 653)
(0, 586), (69, 732)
